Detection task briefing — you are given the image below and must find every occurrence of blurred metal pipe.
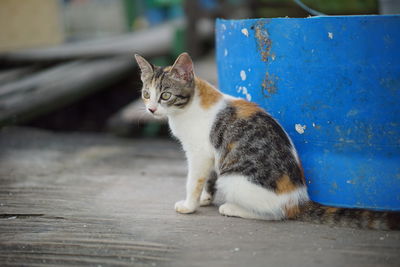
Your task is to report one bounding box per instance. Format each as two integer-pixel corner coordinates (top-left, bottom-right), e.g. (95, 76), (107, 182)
(293, 0), (326, 16)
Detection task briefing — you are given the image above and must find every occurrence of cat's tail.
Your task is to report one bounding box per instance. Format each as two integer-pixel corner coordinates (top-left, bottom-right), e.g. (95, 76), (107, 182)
(295, 201), (400, 230)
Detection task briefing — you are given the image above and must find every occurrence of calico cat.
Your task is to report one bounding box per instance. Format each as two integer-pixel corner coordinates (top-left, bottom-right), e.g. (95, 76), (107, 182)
(134, 52), (399, 230)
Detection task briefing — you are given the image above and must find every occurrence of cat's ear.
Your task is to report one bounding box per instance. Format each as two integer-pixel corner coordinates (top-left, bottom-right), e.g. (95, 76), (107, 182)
(169, 52), (194, 83)
(134, 54), (153, 81)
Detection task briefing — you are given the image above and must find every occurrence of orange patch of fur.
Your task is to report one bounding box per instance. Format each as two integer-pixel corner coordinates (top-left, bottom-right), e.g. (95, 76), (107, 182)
(196, 77), (222, 109)
(275, 174), (297, 194)
(227, 142), (236, 152)
(231, 99), (261, 118)
(285, 204), (300, 219)
(194, 177), (206, 198)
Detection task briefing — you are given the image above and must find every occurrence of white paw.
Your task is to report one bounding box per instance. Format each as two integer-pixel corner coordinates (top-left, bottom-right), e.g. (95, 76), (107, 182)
(219, 203), (264, 220)
(200, 191), (212, 206)
(200, 197), (212, 206)
(175, 200), (196, 214)
(219, 203), (235, 217)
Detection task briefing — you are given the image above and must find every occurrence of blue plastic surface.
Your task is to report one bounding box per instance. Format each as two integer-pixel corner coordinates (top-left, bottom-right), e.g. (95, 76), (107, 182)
(216, 16), (400, 211)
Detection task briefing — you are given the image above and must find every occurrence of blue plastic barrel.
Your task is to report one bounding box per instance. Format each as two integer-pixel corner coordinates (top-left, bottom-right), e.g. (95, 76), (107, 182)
(216, 16), (400, 211)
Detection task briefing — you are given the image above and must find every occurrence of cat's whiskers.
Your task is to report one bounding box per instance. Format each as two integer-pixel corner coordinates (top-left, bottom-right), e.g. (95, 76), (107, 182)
(135, 105), (149, 126)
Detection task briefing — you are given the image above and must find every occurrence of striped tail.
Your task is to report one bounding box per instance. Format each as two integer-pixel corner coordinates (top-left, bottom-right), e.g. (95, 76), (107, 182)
(296, 201), (400, 230)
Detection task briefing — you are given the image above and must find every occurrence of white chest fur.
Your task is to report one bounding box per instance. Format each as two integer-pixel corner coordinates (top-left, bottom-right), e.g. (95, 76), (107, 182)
(168, 95), (225, 155)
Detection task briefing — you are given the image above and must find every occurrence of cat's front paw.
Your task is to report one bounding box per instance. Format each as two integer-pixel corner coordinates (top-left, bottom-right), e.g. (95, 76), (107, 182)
(174, 200), (196, 214)
(200, 192), (213, 206)
(200, 197), (212, 206)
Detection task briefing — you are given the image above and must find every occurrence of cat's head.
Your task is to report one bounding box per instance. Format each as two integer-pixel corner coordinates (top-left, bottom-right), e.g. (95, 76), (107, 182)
(134, 52), (195, 118)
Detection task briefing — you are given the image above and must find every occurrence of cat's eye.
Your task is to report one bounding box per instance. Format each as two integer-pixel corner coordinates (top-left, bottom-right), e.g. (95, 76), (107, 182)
(143, 91), (150, 99)
(160, 92), (171, 100)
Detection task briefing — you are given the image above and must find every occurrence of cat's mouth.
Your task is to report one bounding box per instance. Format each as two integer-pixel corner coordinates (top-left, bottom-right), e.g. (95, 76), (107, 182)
(150, 112), (166, 119)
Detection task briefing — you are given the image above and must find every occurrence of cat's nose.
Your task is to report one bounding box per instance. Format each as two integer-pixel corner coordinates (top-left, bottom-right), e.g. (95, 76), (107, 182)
(148, 108), (157, 114)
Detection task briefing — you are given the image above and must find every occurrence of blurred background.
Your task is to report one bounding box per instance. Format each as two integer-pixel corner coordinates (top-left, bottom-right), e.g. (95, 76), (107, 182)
(0, 0), (397, 138)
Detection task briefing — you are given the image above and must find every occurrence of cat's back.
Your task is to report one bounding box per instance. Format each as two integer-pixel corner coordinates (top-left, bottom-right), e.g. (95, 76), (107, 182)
(210, 98), (290, 152)
(210, 98), (305, 190)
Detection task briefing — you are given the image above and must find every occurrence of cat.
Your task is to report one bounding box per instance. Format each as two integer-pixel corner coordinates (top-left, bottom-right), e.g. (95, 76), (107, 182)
(134, 52), (399, 230)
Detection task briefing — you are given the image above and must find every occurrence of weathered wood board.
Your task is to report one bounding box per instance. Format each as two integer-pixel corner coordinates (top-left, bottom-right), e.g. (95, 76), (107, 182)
(0, 127), (399, 267)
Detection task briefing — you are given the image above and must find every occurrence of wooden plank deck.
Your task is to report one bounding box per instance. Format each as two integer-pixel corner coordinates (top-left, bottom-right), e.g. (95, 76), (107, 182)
(0, 127), (399, 267)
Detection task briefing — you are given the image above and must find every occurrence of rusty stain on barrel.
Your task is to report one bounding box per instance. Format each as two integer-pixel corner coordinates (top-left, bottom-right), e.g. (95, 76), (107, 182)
(254, 21), (272, 62)
(261, 72), (279, 97)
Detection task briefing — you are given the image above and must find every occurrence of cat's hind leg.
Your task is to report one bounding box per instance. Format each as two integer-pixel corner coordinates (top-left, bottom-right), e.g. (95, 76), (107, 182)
(219, 203), (266, 219)
(216, 174), (308, 220)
